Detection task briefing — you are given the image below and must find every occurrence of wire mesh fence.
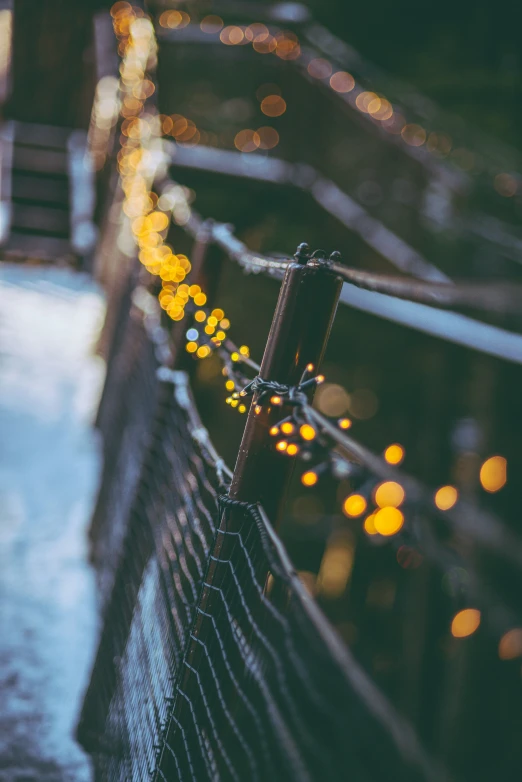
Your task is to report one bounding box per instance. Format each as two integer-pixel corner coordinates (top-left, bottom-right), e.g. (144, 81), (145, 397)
(79, 273), (449, 781)
(154, 498), (442, 782)
(89, 286), (164, 606)
(79, 368), (225, 779)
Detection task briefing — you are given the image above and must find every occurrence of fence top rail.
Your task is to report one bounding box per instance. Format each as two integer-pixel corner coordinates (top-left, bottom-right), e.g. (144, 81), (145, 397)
(161, 180), (522, 364)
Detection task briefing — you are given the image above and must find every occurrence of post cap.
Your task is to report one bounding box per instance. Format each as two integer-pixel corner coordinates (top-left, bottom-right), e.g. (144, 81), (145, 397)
(294, 242), (310, 264)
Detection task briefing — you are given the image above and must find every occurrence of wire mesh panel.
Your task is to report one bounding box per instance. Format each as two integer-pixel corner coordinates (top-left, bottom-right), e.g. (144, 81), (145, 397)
(78, 371), (227, 781)
(154, 500), (443, 782)
(89, 291), (164, 606)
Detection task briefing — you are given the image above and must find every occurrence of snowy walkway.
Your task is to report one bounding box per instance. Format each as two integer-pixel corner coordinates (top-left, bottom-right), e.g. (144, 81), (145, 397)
(0, 265), (105, 781)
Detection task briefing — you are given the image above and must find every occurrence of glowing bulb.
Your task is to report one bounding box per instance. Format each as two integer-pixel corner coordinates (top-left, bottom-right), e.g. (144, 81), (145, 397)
(451, 609), (481, 638)
(269, 426), (279, 436)
(300, 424), (316, 441)
(271, 395), (282, 405)
(301, 471), (318, 487)
(364, 513), (377, 535)
(374, 481), (405, 509)
(238, 404), (247, 414)
(343, 494), (367, 518)
(316, 375), (325, 384)
(225, 380), (235, 391)
(231, 352), (240, 362)
(281, 422), (294, 434)
(255, 405), (262, 415)
(276, 440), (288, 452)
(498, 628), (522, 660)
(338, 418), (352, 430)
(373, 507), (404, 536)
(384, 444), (405, 465)
(434, 485), (458, 511)
(239, 345), (250, 356)
(479, 456), (507, 493)
(306, 363), (314, 372)
(287, 443), (299, 456)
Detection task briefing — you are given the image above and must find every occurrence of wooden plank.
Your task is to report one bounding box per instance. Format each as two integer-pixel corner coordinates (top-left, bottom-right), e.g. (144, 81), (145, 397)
(4, 230), (72, 259)
(12, 145), (68, 175)
(12, 173), (69, 206)
(11, 203), (69, 235)
(14, 121), (71, 150)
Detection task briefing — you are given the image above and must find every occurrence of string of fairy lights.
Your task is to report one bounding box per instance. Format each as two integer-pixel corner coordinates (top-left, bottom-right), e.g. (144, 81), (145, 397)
(154, 4), (522, 202)
(106, 3), (519, 661)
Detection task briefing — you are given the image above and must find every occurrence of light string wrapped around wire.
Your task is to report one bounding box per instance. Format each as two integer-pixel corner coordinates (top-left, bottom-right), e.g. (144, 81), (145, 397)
(197, 338), (522, 655)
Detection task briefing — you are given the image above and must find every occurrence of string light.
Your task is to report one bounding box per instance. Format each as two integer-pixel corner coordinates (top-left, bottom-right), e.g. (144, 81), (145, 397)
(343, 494), (367, 518)
(384, 444), (405, 465)
(451, 609), (481, 638)
(374, 481), (405, 509)
(434, 485), (458, 511)
(301, 470), (318, 487)
(299, 424), (316, 441)
(373, 507), (404, 536)
(479, 455), (507, 493)
(498, 628), (522, 660)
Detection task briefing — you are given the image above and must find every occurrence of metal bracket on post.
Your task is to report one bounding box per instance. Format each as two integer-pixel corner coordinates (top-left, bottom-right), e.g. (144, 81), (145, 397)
(228, 242), (343, 523)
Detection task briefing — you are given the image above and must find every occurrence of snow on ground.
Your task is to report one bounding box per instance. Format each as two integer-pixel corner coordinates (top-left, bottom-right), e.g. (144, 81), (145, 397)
(0, 265), (105, 781)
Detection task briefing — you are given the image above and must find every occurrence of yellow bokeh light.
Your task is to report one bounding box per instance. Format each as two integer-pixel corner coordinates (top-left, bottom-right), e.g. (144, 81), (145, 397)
(330, 71), (355, 93)
(225, 380), (235, 391)
(374, 481), (405, 509)
(307, 58), (333, 79)
(195, 310), (206, 322)
(193, 292), (207, 306)
(200, 15), (223, 34)
(373, 507), (404, 536)
(276, 440), (288, 452)
(384, 444), (404, 465)
(299, 424), (316, 441)
(197, 345), (210, 359)
(281, 422), (294, 434)
(479, 455), (507, 493)
(260, 95), (287, 117)
(338, 418), (352, 430)
(301, 471), (318, 487)
(211, 308), (225, 320)
(401, 124), (427, 147)
(287, 443), (299, 456)
(451, 608), (481, 638)
(343, 494), (367, 518)
(186, 341), (197, 353)
(434, 485), (458, 511)
(234, 128), (261, 152)
(498, 628), (522, 660)
(363, 513), (377, 535)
